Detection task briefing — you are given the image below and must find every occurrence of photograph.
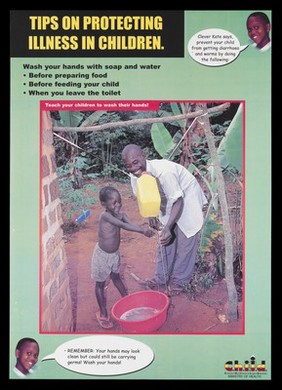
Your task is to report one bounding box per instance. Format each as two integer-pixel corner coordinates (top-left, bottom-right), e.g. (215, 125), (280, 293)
(40, 101), (244, 335)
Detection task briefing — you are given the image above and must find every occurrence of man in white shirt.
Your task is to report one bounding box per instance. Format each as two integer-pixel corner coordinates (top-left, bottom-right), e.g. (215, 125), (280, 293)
(122, 144), (207, 292)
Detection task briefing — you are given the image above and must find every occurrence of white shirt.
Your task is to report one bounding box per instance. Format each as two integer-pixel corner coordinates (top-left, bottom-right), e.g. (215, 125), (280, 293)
(13, 366), (35, 377)
(130, 159), (207, 238)
(252, 40), (271, 52)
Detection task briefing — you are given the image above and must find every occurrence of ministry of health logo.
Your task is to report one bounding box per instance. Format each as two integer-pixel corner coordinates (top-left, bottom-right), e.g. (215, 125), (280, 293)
(224, 355), (266, 377)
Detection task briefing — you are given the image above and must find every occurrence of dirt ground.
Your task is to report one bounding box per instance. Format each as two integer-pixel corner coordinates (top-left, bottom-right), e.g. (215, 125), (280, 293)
(64, 178), (243, 335)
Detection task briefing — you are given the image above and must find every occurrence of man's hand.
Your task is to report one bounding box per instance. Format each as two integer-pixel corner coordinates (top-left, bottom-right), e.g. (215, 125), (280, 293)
(159, 226), (172, 245)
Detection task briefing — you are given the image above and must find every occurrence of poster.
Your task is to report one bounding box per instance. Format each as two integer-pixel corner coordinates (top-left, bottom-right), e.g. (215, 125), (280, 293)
(10, 10), (271, 381)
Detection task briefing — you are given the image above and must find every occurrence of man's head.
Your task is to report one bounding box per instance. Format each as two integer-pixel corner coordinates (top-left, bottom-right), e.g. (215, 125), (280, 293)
(122, 144), (147, 178)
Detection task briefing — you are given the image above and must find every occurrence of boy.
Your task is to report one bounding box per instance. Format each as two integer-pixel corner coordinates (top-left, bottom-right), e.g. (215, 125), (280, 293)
(92, 186), (153, 329)
(13, 338), (39, 377)
(247, 12), (271, 52)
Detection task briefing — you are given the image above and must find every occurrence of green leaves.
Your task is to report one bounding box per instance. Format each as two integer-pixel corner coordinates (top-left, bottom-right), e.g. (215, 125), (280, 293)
(151, 122), (175, 157)
(217, 103), (243, 174)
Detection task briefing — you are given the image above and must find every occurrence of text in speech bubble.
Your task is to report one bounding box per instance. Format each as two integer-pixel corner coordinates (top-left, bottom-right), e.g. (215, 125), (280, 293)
(41, 335), (154, 376)
(188, 28), (248, 66)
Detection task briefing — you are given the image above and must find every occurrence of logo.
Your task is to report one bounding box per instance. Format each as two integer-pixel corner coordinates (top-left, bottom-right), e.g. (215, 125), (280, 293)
(224, 355), (267, 378)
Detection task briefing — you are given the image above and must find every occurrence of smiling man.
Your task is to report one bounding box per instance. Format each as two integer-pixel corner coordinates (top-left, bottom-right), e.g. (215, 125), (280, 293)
(122, 144), (207, 293)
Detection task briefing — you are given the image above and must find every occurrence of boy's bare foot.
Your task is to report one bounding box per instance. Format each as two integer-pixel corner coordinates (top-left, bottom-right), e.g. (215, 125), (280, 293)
(96, 312), (114, 329)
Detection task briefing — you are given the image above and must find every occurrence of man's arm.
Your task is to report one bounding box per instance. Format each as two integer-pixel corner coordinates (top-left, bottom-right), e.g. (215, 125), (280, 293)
(159, 197), (184, 245)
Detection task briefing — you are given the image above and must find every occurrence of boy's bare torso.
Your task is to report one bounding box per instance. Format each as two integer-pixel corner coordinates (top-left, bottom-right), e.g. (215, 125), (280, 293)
(98, 210), (124, 253)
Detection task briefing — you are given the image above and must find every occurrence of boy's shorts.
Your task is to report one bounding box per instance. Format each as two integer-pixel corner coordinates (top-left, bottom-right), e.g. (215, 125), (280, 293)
(91, 243), (121, 282)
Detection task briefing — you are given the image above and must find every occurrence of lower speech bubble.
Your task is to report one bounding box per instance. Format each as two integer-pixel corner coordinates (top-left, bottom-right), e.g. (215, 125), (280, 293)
(188, 28), (248, 66)
(41, 335), (154, 376)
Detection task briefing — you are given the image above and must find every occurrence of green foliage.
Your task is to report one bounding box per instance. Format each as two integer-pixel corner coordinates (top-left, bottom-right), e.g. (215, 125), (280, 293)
(208, 104), (243, 180)
(150, 103), (183, 159)
(58, 177), (98, 221)
(53, 110), (160, 181)
(170, 102), (186, 127)
(85, 125), (128, 179)
(200, 211), (224, 255)
(72, 155), (91, 171)
(150, 124), (182, 160)
(53, 111), (86, 127)
(190, 135), (210, 171)
(218, 103), (243, 173)
(163, 131), (182, 160)
(197, 273), (216, 290)
(151, 122), (175, 157)
(158, 102), (185, 127)
(80, 111), (108, 127)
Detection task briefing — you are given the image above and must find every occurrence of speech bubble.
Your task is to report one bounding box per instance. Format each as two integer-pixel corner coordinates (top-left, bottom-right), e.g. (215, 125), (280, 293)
(188, 28), (248, 66)
(41, 335), (154, 376)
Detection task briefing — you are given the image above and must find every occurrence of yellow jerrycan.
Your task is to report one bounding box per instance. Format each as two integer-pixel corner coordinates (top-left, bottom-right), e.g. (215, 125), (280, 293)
(136, 172), (161, 217)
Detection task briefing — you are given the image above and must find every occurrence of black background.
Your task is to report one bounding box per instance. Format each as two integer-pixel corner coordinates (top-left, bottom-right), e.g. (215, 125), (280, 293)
(10, 10), (184, 58)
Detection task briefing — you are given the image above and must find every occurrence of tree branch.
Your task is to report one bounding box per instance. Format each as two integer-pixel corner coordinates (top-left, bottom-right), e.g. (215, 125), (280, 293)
(53, 103), (231, 132)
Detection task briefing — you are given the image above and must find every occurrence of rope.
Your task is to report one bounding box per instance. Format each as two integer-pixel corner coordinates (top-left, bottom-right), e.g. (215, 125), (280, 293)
(167, 116), (198, 161)
(157, 231), (170, 295)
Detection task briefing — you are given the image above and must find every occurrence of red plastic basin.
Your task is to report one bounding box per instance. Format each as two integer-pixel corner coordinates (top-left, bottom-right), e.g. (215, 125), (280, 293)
(111, 290), (170, 334)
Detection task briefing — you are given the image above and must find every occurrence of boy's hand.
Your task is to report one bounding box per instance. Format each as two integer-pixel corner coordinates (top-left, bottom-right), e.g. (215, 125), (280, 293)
(143, 228), (154, 237)
(149, 217), (161, 230)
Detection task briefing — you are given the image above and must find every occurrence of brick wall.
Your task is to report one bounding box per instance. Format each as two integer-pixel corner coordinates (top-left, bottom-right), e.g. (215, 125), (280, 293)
(41, 111), (74, 332)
